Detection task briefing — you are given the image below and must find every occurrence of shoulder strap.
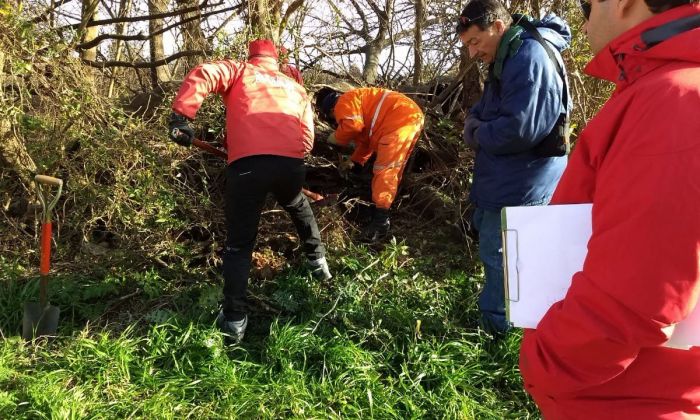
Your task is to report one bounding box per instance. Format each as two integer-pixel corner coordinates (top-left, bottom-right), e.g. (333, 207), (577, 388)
(641, 13), (700, 48)
(515, 17), (569, 115)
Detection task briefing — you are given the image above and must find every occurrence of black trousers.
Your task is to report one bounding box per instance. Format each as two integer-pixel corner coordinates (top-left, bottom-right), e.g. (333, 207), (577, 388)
(222, 155), (325, 319)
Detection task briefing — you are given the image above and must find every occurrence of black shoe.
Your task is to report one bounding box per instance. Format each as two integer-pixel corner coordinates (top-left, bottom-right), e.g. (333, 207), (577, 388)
(361, 208), (390, 243)
(216, 310), (247, 344)
(308, 257), (332, 281)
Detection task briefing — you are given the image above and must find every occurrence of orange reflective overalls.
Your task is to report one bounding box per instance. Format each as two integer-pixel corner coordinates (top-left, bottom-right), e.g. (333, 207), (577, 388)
(333, 88), (424, 209)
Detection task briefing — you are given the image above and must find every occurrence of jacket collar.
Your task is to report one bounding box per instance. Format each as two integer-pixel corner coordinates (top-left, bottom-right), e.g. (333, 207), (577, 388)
(491, 24), (525, 81)
(585, 4), (700, 89)
(248, 56), (280, 72)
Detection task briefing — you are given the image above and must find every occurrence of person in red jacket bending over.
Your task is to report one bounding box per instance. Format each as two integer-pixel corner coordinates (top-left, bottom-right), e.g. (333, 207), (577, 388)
(168, 39), (332, 344)
(278, 46), (303, 85)
(519, 0), (700, 418)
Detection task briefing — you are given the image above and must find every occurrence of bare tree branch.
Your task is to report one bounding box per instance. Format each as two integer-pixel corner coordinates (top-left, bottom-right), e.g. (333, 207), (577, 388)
(81, 50), (208, 68)
(75, 5), (242, 50)
(313, 46), (365, 86)
(428, 62), (473, 109)
(208, 5), (241, 40)
(31, 0), (77, 23)
(280, 0), (304, 30)
(62, 0), (227, 29)
(326, 1), (365, 38)
(347, 0), (370, 36)
(366, 0), (387, 21)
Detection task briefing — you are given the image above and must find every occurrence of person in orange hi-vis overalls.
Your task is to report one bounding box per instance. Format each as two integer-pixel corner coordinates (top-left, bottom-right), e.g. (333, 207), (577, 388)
(316, 87), (424, 243)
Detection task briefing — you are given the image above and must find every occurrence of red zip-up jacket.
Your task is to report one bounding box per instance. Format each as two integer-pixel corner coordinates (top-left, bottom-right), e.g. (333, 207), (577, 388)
(172, 56), (314, 164)
(520, 5), (700, 418)
(280, 63), (303, 85)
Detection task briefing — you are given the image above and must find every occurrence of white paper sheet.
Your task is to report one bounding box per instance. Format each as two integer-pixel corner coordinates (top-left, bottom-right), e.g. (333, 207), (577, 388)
(501, 203), (698, 349)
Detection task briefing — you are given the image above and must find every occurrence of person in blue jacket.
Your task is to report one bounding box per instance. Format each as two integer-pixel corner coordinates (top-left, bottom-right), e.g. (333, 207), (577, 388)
(457, 0), (570, 335)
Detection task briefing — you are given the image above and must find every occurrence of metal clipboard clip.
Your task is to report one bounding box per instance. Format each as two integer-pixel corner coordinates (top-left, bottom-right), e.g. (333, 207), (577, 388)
(502, 228), (520, 303)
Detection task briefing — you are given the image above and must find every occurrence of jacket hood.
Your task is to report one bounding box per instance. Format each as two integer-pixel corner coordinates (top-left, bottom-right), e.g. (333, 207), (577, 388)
(585, 4), (700, 85)
(248, 56), (280, 72)
(248, 39), (279, 59)
(519, 14), (572, 52)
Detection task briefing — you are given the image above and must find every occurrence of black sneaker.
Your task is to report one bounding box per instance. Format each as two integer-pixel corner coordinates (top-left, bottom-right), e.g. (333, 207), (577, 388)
(216, 310), (247, 344)
(308, 257), (332, 281)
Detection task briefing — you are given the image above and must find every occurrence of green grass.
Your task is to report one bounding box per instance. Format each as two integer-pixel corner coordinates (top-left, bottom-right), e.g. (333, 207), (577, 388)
(0, 242), (538, 419)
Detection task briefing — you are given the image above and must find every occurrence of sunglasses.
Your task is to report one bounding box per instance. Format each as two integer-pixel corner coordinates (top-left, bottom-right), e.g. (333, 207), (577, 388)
(580, 0), (591, 20)
(457, 14), (487, 29)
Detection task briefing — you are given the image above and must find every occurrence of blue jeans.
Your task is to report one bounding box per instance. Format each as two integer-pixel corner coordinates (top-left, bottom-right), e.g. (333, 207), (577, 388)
(473, 207), (510, 334)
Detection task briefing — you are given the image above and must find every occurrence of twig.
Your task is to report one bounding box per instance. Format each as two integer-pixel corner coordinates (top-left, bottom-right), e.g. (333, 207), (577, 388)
(313, 46), (365, 86)
(310, 256), (381, 334)
(311, 292), (341, 334)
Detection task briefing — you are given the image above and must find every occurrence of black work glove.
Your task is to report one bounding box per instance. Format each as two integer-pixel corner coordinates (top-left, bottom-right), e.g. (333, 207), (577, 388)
(463, 114), (481, 152)
(168, 112), (195, 147)
(347, 161), (370, 186)
(350, 161), (364, 176)
(361, 208), (391, 243)
(339, 159), (364, 181)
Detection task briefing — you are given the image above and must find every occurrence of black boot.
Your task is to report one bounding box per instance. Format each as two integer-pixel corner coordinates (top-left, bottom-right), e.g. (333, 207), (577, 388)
(361, 208), (390, 243)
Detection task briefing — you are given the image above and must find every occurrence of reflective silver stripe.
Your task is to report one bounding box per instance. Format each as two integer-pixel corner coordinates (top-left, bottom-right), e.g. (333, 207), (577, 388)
(343, 115), (364, 122)
(373, 160), (405, 171)
(369, 91), (390, 138)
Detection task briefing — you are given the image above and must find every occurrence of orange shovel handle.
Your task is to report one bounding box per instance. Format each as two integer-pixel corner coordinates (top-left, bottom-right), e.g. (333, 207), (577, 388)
(39, 221), (52, 307)
(40, 222), (52, 276)
(192, 139), (228, 159)
(302, 189), (324, 202)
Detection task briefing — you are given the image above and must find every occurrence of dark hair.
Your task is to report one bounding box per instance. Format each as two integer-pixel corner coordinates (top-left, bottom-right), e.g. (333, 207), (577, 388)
(456, 0), (513, 34)
(315, 87), (340, 124)
(645, 0), (698, 13)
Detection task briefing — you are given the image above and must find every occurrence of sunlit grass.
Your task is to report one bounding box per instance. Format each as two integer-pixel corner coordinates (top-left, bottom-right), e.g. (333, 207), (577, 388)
(0, 242), (537, 419)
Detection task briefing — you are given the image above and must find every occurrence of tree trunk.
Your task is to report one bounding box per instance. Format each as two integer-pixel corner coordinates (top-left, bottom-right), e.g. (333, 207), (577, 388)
(360, 2), (391, 85)
(49, 0), (56, 27)
(362, 41), (383, 84)
(176, 0), (207, 73)
(248, 0), (282, 43)
(460, 46), (483, 111)
(79, 0), (100, 62)
(108, 0), (132, 97)
(413, 0), (424, 85)
(149, 0), (171, 87)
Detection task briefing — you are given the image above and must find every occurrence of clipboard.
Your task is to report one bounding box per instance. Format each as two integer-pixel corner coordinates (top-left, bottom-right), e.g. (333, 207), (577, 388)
(501, 203), (699, 349)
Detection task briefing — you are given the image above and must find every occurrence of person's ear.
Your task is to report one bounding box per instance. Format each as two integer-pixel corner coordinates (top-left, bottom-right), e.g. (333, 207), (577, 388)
(493, 19), (506, 35)
(616, 0), (636, 19)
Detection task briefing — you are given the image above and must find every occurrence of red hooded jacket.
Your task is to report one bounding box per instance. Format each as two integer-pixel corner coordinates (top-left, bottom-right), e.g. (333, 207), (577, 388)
(172, 56), (314, 164)
(519, 5), (700, 418)
(280, 63), (303, 85)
